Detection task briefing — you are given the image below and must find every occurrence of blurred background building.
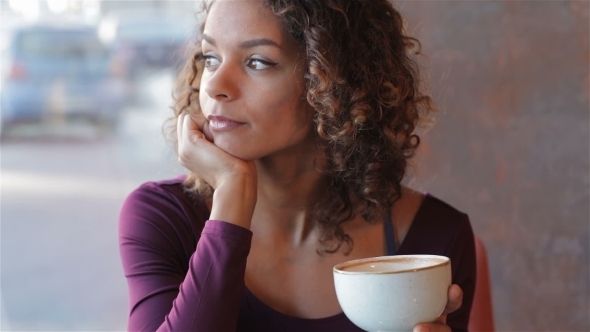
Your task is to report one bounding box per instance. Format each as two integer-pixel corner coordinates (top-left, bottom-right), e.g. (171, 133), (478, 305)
(0, 0), (588, 331)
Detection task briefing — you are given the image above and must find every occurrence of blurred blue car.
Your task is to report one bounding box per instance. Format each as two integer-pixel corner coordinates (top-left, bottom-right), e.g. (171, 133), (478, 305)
(111, 18), (189, 77)
(1, 22), (124, 131)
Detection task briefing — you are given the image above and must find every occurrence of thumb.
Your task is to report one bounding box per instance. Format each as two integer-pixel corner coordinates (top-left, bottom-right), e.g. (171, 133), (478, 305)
(187, 114), (213, 142)
(202, 119), (213, 142)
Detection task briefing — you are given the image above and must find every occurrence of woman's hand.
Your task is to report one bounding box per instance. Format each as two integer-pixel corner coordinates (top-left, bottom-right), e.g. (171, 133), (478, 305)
(177, 112), (255, 189)
(413, 284), (463, 332)
(177, 112), (257, 228)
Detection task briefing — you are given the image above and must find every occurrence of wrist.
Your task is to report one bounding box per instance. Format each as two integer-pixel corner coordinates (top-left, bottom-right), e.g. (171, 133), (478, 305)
(210, 173), (257, 229)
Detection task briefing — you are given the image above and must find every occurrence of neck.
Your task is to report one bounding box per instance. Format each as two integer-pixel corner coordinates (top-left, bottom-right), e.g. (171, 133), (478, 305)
(251, 138), (326, 247)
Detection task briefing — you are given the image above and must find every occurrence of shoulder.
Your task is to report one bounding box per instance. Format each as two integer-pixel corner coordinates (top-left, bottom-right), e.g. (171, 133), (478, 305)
(415, 195), (477, 331)
(119, 176), (211, 283)
(119, 175), (210, 246)
(399, 192), (474, 256)
(391, 186), (425, 243)
(122, 175), (207, 215)
(419, 193), (471, 230)
(125, 175), (190, 203)
(394, 187), (470, 230)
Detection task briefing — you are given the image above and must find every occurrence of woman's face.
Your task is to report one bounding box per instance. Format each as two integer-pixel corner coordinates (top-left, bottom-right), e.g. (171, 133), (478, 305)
(199, 0), (312, 161)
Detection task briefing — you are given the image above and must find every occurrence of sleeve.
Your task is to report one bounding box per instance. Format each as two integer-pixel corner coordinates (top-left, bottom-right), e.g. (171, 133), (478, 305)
(445, 213), (477, 332)
(118, 184), (253, 332)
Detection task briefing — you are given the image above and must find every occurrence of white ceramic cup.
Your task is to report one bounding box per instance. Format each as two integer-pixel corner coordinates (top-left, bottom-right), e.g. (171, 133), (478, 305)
(333, 255), (451, 332)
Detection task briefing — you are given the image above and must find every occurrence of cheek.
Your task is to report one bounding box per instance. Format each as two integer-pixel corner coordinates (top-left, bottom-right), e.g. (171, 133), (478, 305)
(256, 76), (308, 118)
(198, 73), (213, 113)
(252, 92), (308, 130)
(265, 100), (312, 144)
(198, 83), (207, 112)
(198, 92), (214, 116)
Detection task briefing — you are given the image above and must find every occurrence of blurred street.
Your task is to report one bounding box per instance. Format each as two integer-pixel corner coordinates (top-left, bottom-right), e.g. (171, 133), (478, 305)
(1, 69), (185, 330)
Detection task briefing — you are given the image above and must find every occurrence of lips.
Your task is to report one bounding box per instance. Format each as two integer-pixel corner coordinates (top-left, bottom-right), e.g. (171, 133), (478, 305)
(207, 115), (245, 131)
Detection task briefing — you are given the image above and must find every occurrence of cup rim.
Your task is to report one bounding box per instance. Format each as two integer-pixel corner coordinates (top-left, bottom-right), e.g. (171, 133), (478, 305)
(333, 254), (450, 275)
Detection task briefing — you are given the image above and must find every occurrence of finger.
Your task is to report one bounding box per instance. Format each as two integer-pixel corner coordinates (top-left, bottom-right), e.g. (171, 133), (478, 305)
(177, 112), (187, 144)
(183, 112), (205, 141)
(415, 309), (448, 329)
(432, 313), (447, 325)
(202, 119), (213, 142)
(441, 284), (463, 316)
(413, 284), (463, 332)
(189, 113), (207, 130)
(413, 321), (450, 332)
(188, 113), (213, 142)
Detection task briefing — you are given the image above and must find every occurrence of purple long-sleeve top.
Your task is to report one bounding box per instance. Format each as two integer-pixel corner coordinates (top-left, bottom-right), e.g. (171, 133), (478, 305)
(119, 176), (476, 331)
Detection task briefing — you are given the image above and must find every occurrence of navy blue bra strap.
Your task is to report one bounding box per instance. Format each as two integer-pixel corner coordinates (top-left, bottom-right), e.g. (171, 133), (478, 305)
(383, 215), (397, 256)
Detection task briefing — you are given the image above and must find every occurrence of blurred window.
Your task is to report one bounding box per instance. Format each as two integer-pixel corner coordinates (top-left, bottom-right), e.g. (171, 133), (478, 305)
(117, 21), (187, 42)
(16, 29), (107, 58)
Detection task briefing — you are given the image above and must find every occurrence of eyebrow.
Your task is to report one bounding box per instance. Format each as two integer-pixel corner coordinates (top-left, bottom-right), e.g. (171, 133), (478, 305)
(202, 34), (282, 49)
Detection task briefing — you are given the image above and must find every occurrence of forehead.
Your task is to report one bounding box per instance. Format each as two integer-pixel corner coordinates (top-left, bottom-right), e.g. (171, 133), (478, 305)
(204, 0), (286, 43)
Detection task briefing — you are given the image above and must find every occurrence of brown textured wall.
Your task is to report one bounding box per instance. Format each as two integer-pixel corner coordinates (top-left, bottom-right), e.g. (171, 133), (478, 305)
(396, 1), (589, 331)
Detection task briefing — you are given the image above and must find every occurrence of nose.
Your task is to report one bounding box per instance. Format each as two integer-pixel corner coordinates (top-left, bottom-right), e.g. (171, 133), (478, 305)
(202, 62), (239, 101)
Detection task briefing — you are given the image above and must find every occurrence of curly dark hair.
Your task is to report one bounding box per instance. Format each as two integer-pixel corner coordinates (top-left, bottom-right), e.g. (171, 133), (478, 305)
(166, 0), (434, 255)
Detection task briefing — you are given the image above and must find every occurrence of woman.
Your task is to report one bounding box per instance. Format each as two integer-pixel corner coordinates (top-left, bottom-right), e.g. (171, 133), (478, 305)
(119, 0), (476, 331)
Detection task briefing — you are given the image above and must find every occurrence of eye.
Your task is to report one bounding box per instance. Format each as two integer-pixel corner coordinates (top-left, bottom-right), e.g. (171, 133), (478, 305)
(247, 58), (277, 70)
(202, 55), (220, 69)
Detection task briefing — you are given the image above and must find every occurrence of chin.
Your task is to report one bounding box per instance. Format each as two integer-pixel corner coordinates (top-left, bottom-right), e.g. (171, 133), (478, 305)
(214, 140), (258, 161)
(229, 151), (258, 161)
